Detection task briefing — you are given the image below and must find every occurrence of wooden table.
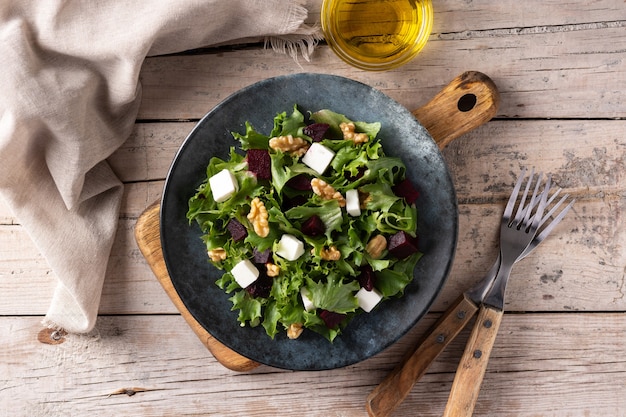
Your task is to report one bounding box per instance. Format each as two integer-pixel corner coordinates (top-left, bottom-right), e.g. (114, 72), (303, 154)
(2, 1), (625, 415)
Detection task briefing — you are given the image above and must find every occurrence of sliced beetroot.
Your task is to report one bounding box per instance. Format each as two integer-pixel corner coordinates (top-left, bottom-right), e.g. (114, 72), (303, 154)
(388, 231), (419, 259)
(286, 174), (312, 191)
(252, 247), (272, 264)
(227, 218), (248, 242)
(319, 310), (347, 329)
(357, 264), (376, 291)
(301, 215), (325, 237)
(246, 149), (271, 180)
(245, 271), (273, 298)
(303, 123), (330, 142)
(392, 178), (420, 205)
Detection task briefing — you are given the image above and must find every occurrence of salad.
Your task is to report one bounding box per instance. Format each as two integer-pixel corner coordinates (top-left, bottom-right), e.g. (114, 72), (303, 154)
(187, 105), (422, 342)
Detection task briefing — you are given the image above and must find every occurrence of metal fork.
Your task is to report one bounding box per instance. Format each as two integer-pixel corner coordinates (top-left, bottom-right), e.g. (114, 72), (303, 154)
(366, 168), (575, 417)
(441, 168), (552, 416)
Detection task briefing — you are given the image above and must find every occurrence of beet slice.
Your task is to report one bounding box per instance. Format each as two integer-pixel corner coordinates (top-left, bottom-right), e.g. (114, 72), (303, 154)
(252, 248), (272, 264)
(303, 123), (330, 142)
(286, 174), (312, 191)
(319, 310), (347, 329)
(387, 231), (419, 259)
(227, 218), (248, 242)
(392, 178), (420, 204)
(357, 264), (376, 291)
(246, 149), (271, 180)
(301, 214), (325, 237)
(245, 271), (273, 298)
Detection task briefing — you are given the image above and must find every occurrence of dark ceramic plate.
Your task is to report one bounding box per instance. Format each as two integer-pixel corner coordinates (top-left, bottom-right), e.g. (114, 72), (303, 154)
(160, 73), (457, 370)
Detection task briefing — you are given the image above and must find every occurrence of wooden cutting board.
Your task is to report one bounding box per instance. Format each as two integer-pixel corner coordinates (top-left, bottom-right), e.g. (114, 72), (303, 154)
(133, 71), (500, 372)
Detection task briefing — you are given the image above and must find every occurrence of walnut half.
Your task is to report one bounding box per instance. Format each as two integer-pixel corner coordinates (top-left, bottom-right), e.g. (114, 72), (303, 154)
(247, 197), (269, 237)
(266, 263), (280, 277)
(269, 135), (310, 156)
(207, 247), (227, 262)
(340, 122), (369, 144)
(366, 235), (387, 259)
(287, 322), (304, 339)
(311, 178), (346, 207)
(320, 245), (341, 261)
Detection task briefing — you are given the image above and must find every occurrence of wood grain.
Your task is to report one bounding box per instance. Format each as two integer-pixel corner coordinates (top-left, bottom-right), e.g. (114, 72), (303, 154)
(443, 306), (504, 417)
(1, 1), (625, 415)
(366, 294), (479, 417)
(1, 313), (624, 416)
(413, 71), (499, 149)
(133, 202), (259, 372)
(137, 25), (626, 120)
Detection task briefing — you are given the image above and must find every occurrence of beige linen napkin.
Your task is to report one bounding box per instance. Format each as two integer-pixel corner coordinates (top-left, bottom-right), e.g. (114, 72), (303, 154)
(0, 0), (321, 333)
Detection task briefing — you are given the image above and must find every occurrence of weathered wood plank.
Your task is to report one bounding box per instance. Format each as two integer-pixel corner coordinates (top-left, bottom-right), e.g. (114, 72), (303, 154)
(1, 120), (624, 314)
(1, 313), (624, 417)
(1, 119), (623, 217)
(1, 194), (622, 315)
(1, 3), (624, 416)
(109, 118), (626, 197)
(302, 0), (626, 34)
(0, 104), (623, 226)
(242, 0), (626, 39)
(432, 0), (626, 32)
(138, 24), (626, 120)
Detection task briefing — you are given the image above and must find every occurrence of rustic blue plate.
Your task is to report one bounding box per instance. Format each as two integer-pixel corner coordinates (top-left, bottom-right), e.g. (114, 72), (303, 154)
(160, 73), (457, 370)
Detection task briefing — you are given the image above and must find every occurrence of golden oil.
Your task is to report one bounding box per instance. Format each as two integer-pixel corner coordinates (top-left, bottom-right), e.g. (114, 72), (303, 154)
(321, 0), (433, 71)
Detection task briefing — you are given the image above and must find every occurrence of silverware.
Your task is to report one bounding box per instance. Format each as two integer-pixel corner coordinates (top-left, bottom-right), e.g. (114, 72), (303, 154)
(366, 168), (575, 417)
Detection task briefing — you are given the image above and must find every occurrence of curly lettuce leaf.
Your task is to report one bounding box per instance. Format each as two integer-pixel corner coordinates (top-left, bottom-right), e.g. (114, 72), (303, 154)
(304, 274), (360, 314)
(310, 109), (381, 140)
(187, 105), (423, 342)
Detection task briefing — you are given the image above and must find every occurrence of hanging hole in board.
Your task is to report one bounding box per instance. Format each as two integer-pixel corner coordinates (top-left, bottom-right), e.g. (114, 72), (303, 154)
(458, 93), (477, 112)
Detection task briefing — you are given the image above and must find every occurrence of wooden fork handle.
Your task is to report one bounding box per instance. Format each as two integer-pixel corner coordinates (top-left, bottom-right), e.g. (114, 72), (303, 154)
(443, 305), (504, 417)
(365, 294), (479, 417)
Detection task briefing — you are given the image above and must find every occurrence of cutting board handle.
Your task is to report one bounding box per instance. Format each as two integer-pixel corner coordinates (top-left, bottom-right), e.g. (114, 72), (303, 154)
(412, 71), (500, 150)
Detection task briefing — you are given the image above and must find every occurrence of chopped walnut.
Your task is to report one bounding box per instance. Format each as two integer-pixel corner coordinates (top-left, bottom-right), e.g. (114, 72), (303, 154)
(247, 197), (269, 237)
(311, 178), (346, 207)
(207, 247), (227, 262)
(360, 191), (372, 209)
(287, 322), (304, 340)
(320, 245), (341, 261)
(366, 235), (387, 259)
(269, 135), (310, 156)
(266, 263), (280, 277)
(340, 122), (369, 144)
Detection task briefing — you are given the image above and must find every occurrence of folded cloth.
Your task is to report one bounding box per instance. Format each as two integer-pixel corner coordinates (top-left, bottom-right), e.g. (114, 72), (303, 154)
(0, 0), (321, 333)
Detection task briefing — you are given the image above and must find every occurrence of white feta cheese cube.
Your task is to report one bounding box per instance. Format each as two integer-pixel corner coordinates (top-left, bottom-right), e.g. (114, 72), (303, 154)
(300, 288), (315, 312)
(276, 234), (305, 261)
(231, 259), (259, 288)
(302, 143), (335, 175)
(345, 189), (361, 216)
(356, 287), (383, 313)
(209, 169), (238, 203)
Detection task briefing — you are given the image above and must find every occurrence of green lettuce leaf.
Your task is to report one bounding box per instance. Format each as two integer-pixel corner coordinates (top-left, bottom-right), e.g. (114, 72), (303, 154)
(187, 105), (423, 342)
(310, 109), (381, 139)
(304, 274), (360, 314)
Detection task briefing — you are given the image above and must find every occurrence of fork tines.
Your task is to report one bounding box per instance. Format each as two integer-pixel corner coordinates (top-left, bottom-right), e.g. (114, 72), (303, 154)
(509, 168), (575, 236)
